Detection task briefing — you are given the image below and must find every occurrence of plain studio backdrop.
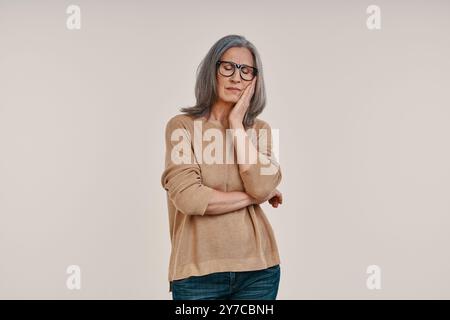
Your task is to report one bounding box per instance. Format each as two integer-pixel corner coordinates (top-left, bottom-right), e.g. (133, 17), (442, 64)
(1, 0), (449, 299)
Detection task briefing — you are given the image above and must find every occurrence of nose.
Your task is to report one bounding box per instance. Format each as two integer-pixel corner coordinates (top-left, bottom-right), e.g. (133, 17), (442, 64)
(230, 68), (241, 83)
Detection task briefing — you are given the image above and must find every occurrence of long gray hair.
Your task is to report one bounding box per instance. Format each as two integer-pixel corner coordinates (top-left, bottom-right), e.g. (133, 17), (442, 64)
(180, 34), (266, 129)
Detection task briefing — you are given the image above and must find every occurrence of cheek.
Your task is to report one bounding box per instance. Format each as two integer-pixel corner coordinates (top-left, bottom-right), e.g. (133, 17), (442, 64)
(217, 77), (226, 89)
(216, 78), (227, 96)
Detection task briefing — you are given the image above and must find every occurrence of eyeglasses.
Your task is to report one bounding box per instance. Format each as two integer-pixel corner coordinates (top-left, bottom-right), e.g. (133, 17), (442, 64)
(216, 60), (258, 81)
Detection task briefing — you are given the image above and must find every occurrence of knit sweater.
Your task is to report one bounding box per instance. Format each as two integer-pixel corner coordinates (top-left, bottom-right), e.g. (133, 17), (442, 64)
(161, 113), (282, 292)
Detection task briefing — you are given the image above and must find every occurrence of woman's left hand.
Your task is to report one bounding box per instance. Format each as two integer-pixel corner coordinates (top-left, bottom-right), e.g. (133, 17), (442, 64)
(268, 190), (283, 208)
(228, 77), (257, 125)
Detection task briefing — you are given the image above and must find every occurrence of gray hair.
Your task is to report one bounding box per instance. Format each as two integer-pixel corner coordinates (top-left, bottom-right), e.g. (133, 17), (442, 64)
(180, 34), (266, 129)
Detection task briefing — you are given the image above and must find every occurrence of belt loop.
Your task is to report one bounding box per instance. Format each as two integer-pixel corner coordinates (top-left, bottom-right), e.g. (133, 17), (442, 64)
(230, 272), (235, 285)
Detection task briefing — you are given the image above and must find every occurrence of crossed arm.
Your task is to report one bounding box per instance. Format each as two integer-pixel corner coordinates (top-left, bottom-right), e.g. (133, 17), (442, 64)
(161, 118), (282, 216)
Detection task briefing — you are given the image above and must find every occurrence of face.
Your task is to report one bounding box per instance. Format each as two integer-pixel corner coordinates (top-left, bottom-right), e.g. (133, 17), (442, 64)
(216, 47), (256, 104)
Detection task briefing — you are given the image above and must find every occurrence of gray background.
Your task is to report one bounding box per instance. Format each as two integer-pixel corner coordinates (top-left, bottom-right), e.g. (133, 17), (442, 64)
(1, 0), (449, 299)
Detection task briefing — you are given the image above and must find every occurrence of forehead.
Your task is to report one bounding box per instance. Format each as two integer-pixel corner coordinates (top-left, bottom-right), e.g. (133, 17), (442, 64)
(220, 47), (254, 66)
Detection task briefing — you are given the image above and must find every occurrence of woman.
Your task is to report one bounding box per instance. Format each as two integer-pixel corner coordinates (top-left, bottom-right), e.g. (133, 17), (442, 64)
(161, 34), (283, 300)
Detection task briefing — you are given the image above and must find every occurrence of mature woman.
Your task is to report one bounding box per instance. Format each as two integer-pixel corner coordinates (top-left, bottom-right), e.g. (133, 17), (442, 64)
(161, 34), (283, 300)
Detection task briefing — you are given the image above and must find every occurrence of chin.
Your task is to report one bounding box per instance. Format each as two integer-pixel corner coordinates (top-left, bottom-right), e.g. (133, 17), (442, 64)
(224, 95), (239, 103)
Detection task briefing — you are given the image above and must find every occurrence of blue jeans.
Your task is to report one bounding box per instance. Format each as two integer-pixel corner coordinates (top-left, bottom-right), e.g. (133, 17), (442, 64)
(171, 264), (280, 300)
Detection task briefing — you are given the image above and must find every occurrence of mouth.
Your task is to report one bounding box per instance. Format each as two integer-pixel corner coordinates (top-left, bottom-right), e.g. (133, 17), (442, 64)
(226, 87), (241, 93)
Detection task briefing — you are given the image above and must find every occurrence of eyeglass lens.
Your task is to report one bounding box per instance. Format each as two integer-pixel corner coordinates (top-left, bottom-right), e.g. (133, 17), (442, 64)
(218, 61), (256, 81)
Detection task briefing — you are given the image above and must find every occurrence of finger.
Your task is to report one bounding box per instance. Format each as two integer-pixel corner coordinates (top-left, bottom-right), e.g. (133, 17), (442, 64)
(248, 81), (256, 98)
(275, 197), (281, 205)
(243, 85), (252, 100)
(249, 79), (256, 95)
(238, 87), (248, 100)
(239, 82), (252, 97)
(249, 87), (255, 100)
(247, 79), (256, 92)
(238, 84), (252, 103)
(274, 191), (281, 202)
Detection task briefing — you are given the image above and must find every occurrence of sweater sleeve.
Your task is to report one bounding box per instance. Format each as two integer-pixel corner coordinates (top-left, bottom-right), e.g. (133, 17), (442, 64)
(161, 117), (214, 216)
(239, 120), (282, 202)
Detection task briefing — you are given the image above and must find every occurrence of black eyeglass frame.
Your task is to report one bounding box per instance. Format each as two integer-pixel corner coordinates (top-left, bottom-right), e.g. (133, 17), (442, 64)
(216, 60), (258, 81)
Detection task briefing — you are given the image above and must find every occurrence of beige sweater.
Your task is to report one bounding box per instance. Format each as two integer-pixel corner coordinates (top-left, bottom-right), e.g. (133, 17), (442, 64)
(161, 113), (282, 292)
